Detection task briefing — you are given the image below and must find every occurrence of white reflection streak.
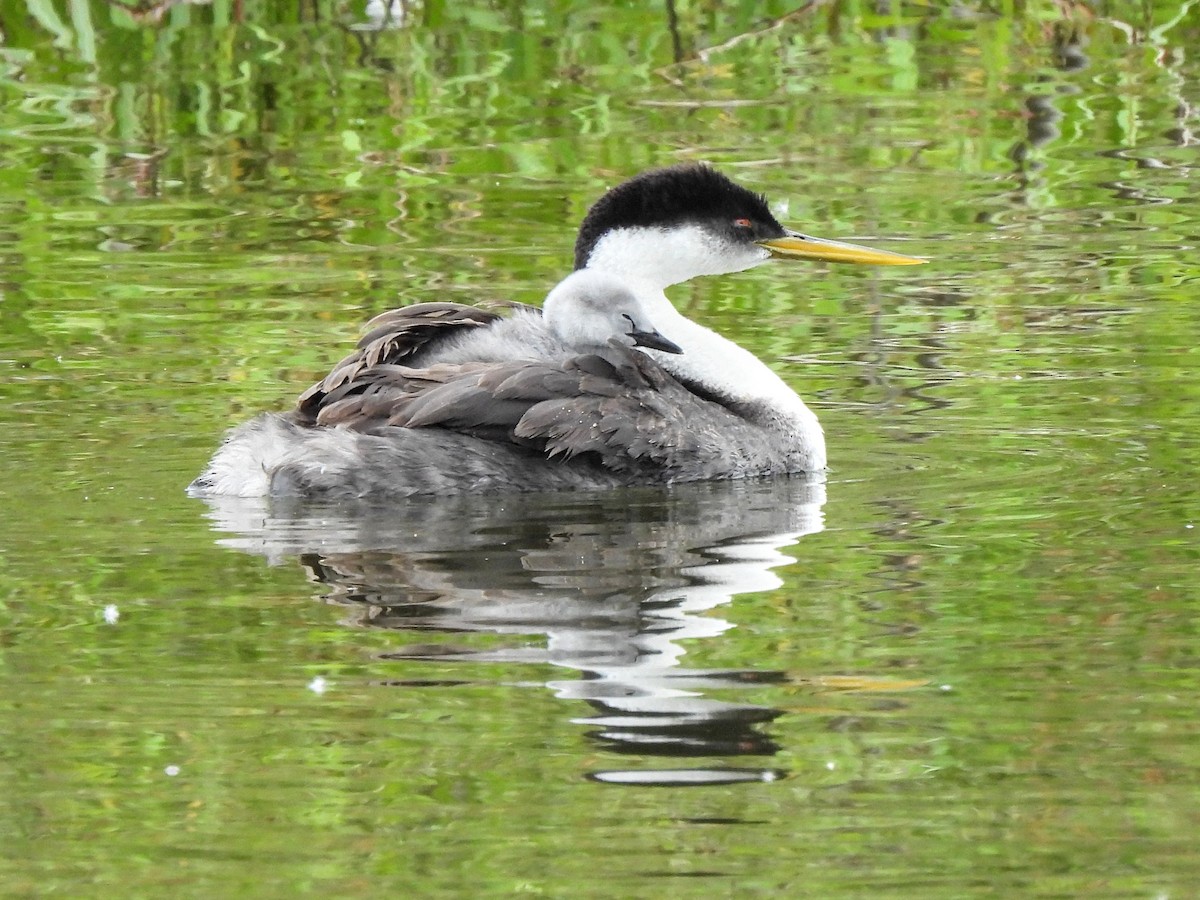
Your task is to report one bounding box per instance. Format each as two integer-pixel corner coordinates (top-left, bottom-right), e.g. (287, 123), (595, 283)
(548, 510), (824, 708)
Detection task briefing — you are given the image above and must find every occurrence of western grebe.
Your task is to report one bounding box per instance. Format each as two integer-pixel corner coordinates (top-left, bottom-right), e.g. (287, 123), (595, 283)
(191, 165), (923, 499)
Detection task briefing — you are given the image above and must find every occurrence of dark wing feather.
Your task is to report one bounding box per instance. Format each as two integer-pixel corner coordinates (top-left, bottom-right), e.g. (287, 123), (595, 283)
(514, 360), (704, 465)
(512, 352), (774, 476)
(296, 303), (501, 424)
(300, 331), (771, 478)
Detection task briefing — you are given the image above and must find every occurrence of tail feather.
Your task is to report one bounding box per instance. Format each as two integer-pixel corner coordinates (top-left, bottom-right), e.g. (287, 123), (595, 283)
(188, 413), (632, 499)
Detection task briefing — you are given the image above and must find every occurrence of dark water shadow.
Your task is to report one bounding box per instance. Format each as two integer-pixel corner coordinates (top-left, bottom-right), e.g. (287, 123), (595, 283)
(198, 476), (827, 786)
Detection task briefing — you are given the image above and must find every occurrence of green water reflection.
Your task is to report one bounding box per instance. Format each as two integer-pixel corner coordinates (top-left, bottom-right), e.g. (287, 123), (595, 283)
(2, 1), (1199, 896)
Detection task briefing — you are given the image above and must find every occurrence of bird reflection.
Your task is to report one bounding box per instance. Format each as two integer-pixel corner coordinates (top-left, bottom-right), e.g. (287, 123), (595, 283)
(199, 477), (826, 785)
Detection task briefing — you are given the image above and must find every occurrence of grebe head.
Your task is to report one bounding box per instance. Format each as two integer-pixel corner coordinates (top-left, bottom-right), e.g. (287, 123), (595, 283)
(574, 164), (924, 291)
(542, 269), (683, 355)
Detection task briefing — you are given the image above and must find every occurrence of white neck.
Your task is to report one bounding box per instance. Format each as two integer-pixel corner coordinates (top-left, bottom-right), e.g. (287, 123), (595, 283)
(645, 293), (818, 415)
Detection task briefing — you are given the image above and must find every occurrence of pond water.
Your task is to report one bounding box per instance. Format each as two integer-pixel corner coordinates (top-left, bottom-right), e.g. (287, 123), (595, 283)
(2, 1), (1199, 896)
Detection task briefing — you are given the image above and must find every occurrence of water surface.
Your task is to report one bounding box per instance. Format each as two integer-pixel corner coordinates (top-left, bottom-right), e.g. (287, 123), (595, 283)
(2, 2), (1199, 896)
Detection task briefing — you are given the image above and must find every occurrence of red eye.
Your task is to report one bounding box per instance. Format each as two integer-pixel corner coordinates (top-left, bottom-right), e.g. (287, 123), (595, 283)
(733, 218), (752, 228)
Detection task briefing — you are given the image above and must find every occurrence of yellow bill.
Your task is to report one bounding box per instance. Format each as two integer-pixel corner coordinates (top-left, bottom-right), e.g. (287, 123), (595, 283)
(759, 231), (927, 266)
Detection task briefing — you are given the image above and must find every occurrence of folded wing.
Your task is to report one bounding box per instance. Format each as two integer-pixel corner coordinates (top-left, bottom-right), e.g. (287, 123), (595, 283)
(302, 344), (763, 478)
(296, 302), (502, 424)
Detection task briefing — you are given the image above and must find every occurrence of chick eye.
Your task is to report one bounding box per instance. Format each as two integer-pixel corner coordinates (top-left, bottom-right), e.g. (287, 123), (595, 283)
(622, 313), (636, 330)
(733, 218), (753, 229)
